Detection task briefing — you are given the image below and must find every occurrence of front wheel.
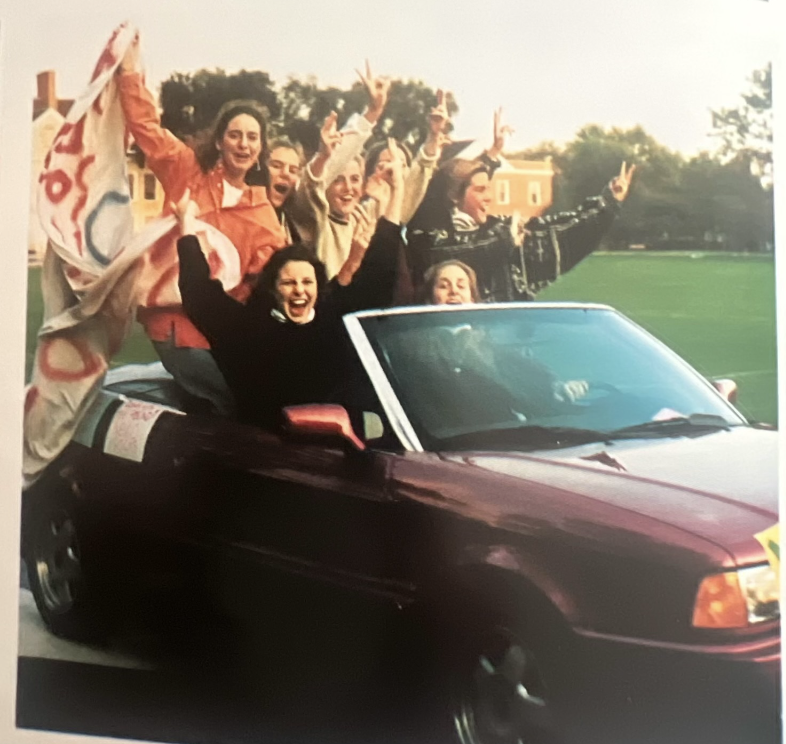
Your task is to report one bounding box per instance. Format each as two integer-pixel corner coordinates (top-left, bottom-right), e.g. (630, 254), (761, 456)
(449, 610), (573, 744)
(23, 480), (110, 642)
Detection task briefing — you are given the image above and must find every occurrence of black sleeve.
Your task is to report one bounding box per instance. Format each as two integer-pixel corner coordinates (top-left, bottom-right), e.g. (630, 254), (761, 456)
(524, 185), (621, 278)
(324, 217), (401, 316)
(177, 235), (246, 342)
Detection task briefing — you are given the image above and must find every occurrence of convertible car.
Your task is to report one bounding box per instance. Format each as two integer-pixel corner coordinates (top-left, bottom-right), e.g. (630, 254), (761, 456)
(21, 303), (780, 744)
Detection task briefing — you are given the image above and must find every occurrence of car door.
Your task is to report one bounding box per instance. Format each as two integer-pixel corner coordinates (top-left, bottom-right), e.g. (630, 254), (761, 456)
(201, 421), (417, 607)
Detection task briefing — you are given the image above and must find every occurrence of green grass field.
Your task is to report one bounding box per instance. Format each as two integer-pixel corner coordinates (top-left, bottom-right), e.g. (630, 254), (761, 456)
(25, 251), (779, 425)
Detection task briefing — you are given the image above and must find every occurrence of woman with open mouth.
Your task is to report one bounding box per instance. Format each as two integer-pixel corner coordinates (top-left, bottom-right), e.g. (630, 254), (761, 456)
(116, 33), (286, 415)
(174, 140), (407, 430)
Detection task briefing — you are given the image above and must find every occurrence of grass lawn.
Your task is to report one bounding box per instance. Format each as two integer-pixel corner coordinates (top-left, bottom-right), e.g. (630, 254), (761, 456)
(25, 251), (779, 425)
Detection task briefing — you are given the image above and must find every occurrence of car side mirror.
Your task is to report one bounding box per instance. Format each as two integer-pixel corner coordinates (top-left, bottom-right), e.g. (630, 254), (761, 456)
(711, 378), (738, 405)
(282, 404), (366, 451)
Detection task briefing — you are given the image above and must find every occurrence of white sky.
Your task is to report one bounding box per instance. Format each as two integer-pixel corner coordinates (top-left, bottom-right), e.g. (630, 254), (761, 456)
(10, 0), (779, 156)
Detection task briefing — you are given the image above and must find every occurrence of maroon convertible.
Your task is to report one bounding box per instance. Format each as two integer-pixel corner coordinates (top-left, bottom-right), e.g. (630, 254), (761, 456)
(22, 303), (780, 744)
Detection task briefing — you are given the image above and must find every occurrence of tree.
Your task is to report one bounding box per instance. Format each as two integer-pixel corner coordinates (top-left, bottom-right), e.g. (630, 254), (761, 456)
(277, 76), (457, 159)
(159, 68), (280, 138)
(511, 125), (686, 249)
(710, 63), (772, 184)
(157, 68), (456, 160)
(679, 154), (773, 252)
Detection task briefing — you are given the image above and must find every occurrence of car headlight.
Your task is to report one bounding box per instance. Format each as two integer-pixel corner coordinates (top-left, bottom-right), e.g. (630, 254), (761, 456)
(692, 565), (780, 629)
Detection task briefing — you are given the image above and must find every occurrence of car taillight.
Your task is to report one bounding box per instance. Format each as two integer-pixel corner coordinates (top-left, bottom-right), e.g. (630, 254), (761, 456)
(692, 566), (780, 629)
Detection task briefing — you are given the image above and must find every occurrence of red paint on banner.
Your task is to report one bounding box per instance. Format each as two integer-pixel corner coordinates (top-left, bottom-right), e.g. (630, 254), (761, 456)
(41, 170), (72, 205)
(90, 28), (121, 83)
(65, 266), (82, 280)
(39, 337), (103, 382)
(53, 119), (85, 156)
(70, 155), (96, 224)
(24, 386), (39, 414)
(93, 89), (106, 116)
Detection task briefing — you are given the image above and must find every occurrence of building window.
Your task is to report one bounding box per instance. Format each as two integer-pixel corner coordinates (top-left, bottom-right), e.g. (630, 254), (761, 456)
(496, 179), (510, 206)
(144, 173), (157, 200)
(529, 181), (542, 206)
(128, 174), (135, 200)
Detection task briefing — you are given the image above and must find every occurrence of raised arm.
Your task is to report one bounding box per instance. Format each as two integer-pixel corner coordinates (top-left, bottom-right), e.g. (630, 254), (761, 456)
(173, 193), (246, 341)
(328, 140), (405, 312)
(309, 61), (390, 184)
(401, 88), (451, 223)
(116, 34), (195, 193)
(522, 161), (635, 278)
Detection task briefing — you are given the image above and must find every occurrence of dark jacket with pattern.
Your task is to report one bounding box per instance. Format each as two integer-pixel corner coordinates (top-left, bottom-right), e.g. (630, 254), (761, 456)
(405, 165), (621, 302)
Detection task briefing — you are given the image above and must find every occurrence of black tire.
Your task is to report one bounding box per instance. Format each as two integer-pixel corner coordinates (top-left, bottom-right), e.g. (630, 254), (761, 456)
(23, 478), (110, 642)
(445, 601), (575, 744)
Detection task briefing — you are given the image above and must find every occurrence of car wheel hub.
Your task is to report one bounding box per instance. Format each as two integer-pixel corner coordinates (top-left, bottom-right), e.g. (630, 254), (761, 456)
(455, 628), (548, 744)
(34, 513), (82, 614)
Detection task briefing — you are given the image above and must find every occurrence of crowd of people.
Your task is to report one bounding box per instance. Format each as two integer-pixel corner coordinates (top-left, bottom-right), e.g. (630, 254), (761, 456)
(116, 34), (635, 432)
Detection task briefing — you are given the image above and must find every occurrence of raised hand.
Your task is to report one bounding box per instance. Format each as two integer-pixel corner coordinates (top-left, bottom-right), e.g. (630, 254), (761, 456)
(356, 60), (391, 124)
(350, 202), (374, 245)
(338, 203), (374, 285)
(364, 172), (390, 204)
(119, 32), (141, 74)
(425, 88), (452, 157)
(378, 138), (405, 191)
(487, 107), (514, 161)
(609, 161), (636, 202)
(170, 188), (199, 235)
(319, 111), (343, 157)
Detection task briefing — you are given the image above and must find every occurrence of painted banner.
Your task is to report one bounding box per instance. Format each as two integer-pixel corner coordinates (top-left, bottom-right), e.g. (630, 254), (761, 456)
(23, 22), (241, 485)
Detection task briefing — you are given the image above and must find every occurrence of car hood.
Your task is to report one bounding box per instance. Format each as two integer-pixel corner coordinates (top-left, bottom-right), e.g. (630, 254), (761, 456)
(445, 426), (779, 564)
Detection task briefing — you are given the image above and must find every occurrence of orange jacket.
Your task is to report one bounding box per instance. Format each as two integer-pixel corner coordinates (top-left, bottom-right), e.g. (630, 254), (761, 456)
(118, 71), (286, 348)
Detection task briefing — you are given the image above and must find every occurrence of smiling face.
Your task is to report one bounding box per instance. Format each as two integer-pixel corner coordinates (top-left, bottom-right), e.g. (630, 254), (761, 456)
(432, 263), (475, 305)
(326, 160), (364, 219)
(267, 146), (302, 208)
(216, 114), (262, 182)
(274, 260), (318, 323)
(458, 172), (493, 225)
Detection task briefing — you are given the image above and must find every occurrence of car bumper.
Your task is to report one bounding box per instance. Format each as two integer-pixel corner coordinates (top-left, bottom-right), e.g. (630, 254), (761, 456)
(567, 626), (781, 742)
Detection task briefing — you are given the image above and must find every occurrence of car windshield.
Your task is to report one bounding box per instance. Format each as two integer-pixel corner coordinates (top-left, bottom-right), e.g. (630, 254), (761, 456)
(358, 306), (745, 450)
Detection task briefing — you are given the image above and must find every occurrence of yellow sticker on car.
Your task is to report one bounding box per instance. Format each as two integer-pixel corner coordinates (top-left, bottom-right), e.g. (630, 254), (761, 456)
(754, 523), (780, 578)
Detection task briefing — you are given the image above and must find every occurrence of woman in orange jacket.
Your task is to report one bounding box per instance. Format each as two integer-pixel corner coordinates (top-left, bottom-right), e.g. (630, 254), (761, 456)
(117, 35), (286, 414)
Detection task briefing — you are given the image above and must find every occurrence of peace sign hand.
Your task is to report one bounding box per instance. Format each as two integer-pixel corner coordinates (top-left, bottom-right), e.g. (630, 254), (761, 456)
(487, 107), (514, 161)
(425, 88), (452, 157)
(610, 161), (636, 202)
(319, 111), (343, 157)
(356, 60), (391, 124)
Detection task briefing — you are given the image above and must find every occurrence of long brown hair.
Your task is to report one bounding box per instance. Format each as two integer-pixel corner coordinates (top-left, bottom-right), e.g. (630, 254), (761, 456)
(194, 100), (270, 184)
